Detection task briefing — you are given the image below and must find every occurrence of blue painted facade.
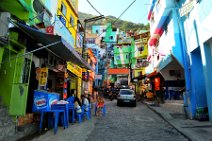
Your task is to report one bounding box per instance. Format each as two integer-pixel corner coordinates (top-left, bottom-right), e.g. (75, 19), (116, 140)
(179, 0), (212, 121)
(149, 0), (212, 121)
(148, 0), (192, 117)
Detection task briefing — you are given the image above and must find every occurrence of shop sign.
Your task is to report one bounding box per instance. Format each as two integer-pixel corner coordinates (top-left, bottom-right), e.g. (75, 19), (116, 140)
(36, 68), (48, 86)
(95, 75), (102, 80)
(179, 1), (194, 17)
(67, 62), (82, 77)
(46, 26), (54, 34)
(82, 71), (89, 81)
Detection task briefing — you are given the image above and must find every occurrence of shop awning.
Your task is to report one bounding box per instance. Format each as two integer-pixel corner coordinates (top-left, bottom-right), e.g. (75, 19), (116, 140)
(16, 22), (94, 71)
(147, 0), (157, 20)
(157, 54), (184, 80)
(147, 70), (158, 78)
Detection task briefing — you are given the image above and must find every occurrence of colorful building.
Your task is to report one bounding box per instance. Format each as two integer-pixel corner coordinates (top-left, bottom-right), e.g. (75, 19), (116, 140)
(132, 30), (150, 94)
(0, 0), (92, 139)
(147, 0), (212, 122)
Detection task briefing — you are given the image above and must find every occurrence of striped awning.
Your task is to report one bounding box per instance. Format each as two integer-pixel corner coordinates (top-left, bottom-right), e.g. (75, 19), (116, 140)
(148, 28), (164, 47)
(147, 0), (157, 20)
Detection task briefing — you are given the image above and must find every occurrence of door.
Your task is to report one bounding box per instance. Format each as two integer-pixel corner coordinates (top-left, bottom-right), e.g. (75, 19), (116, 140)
(9, 54), (32, 116)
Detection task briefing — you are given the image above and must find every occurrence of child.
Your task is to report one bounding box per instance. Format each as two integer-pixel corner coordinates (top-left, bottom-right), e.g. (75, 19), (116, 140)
(96, 95), (104, 116)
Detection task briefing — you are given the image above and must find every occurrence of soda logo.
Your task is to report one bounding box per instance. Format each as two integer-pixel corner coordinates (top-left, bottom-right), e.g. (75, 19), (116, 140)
(50, 99), (58, 105)
(35, 98), (46, 107)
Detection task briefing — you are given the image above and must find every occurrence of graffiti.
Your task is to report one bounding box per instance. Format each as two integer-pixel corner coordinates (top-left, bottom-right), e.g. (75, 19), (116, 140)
(19, 85), (24, 96)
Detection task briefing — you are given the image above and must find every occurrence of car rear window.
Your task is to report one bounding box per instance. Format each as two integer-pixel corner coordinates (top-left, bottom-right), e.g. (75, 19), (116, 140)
(120, 90), (133, 95)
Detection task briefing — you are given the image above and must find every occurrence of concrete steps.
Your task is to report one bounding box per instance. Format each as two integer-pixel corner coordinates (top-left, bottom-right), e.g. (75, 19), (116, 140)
(160, 100), (184, 114)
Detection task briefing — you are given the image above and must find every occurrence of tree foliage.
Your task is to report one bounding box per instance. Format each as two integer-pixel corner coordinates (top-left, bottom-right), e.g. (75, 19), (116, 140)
(79, 12), (149, 32)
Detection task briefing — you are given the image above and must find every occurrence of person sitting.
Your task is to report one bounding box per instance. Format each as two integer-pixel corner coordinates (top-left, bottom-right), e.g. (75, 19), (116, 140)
(96, 95), (105, 116)
(74, 96), (82, 113)
(81, 95), (89, 112)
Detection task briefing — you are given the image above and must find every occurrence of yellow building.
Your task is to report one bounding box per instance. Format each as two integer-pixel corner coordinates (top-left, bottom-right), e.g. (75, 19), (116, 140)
(57, 0), (78, 47)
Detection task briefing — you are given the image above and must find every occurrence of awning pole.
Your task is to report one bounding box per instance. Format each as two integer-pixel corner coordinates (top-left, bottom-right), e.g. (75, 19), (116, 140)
(0, 41), (61, 64)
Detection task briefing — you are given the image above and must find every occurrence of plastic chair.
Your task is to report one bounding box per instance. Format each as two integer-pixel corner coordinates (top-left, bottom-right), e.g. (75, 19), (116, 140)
(51, 104), (69, 127)
(39, 110), (66, 134)
(75, 106), (85, 123)
(67, 103), (75, 123)
(67, 96), (75, 104)
(84, 104), (91, 120)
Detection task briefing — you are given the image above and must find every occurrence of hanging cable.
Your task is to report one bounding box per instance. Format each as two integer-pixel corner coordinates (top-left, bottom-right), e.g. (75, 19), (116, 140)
(86, 0), (102, 16)
(112, 0), (136, 24)
(86, 0), (137, 49)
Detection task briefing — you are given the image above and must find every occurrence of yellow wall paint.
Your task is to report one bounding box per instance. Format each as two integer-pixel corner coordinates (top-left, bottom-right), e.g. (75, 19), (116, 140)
(134, 68), (146, 77)
(57, 0), (78, 47)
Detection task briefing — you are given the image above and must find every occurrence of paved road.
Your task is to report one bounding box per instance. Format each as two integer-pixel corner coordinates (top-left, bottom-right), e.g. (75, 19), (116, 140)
(30, 100), (189, 141)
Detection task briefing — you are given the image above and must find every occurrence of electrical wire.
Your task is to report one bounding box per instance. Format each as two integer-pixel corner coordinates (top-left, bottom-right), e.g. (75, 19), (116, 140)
(112, 0), (136, 24)
(85, 0), (137, 49)
(86, 0), (102, 16)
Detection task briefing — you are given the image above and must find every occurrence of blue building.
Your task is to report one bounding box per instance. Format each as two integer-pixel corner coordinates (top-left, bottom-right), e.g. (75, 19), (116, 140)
(147, 0), (212, 121)
(179, 0), (212, 122)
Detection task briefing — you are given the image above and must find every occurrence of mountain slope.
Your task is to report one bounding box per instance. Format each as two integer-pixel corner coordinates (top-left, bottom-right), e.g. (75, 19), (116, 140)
(78, 12), (149, 32)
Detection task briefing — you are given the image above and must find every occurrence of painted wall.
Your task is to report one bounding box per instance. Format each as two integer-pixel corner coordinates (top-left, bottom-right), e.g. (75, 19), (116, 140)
(203, 40), (212, 122)
(0, 52), (17, 106)
(0, 0), (31, 22)
(57, 0), (78, 47)
(190, 48), (207, 114)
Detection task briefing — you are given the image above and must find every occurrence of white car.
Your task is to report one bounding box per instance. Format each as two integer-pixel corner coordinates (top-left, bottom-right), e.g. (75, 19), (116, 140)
(117, 89), (136, 107)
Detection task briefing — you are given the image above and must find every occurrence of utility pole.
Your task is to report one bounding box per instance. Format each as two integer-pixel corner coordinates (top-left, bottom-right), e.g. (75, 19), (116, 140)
(82, 15), (104, 59)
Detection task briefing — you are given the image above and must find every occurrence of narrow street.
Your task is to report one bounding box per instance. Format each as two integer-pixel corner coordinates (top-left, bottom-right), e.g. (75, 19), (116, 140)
(29, 99), (189, 141)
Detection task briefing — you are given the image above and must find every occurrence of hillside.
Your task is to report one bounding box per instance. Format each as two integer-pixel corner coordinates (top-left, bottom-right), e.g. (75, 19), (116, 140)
(78, 12), (149, 32)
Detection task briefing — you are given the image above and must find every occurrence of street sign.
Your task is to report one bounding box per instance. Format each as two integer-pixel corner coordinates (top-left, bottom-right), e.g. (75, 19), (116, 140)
(95, 75), (102, 80)
(179, 1), (194, 17)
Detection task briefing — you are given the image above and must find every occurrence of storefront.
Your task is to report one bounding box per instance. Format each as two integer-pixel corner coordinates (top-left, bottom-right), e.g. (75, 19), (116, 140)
(11, 22), (94, 126)
(66, 62), (82, 99)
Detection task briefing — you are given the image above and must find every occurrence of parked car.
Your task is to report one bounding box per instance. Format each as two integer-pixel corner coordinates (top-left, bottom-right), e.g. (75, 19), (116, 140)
(117, 89), (136, 107)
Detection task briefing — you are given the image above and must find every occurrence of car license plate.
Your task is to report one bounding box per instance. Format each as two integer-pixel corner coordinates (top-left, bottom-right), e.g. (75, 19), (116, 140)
(124, 100), (130, 102)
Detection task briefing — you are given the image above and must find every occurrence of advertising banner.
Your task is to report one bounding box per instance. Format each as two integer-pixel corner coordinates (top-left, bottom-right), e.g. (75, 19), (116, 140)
(36, 68), (48, 87)
(67, 62), (82, 77)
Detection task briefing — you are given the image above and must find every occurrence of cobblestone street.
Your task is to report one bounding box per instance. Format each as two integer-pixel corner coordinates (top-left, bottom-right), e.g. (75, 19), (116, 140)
(29, 99), (189, 141)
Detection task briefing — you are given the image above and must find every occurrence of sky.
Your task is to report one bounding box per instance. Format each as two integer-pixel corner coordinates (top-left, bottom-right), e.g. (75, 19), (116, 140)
(78, 0), (150, 25)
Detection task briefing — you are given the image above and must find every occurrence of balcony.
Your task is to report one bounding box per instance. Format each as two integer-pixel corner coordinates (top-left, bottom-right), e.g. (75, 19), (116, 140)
(150, 0), (175, 35)
(53, 16), (74, 48)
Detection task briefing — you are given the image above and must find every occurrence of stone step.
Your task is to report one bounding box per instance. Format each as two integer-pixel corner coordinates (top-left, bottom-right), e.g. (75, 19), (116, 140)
(0, 107), (8, 117)
(0, 116), (14, 126)
(161, 101), (184, 114)
(0, 124), (15, 140)
(0, 106), (14, 127)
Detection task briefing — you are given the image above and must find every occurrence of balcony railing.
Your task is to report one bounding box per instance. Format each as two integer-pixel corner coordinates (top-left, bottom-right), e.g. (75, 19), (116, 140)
(54, 16), (74, 47)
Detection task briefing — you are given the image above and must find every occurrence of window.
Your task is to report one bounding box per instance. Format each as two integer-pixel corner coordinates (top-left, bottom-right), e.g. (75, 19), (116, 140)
(110, 36), (113, 40)
(164, 24), (168, 34)
(70, 15), (74, 27)
(126, 54), (129, 59)
(120, 90), (133, 95)
(61, 3), (66, 16)
(116, 56), (120, 60)
(169, 70), (181, 77)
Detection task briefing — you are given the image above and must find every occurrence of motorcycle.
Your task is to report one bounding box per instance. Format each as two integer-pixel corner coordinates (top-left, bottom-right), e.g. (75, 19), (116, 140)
(109, 91), (116, 101)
